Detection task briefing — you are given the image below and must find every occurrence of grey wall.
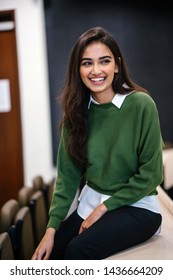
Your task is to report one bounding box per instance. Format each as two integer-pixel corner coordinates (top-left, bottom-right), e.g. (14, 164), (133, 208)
(44, 0), (173, 165)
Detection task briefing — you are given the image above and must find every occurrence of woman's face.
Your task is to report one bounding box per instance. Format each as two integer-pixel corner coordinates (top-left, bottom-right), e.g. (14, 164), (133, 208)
(79, 42), (118, 102)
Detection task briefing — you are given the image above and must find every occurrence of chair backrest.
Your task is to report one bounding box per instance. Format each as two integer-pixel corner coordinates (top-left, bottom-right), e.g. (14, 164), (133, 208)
(29, 190), (48, 246)
(18, 186), (34, 207)
(32, 175), (44, 191)
(32, 175), (50, 216)
(0, 199), (19, 233)
(14, 206), (35, 260)
(0, 232), (14, 260)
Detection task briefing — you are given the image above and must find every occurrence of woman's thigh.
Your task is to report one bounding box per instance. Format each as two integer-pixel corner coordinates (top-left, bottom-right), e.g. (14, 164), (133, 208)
(64, 206), (162, 260)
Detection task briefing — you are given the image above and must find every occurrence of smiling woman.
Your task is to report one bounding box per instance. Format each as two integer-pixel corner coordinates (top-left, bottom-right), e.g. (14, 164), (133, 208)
(32, 26), (164, 260)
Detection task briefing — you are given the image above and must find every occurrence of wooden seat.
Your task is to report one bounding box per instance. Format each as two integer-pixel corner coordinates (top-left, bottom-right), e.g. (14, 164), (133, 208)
(29, 190), (48, 246)
(32, 175), (44, 192)
(0, 199), (19, 233)
(32, 175), (54, 217)
(0, 199), (20, 258)
(33, 175), (55, 207)
(0, 232), (14, 260)
(14, 206), (35, 259)
(18, 186), (34, 207)
(106, 186), (173, 260)
(0, 199), (35, 259)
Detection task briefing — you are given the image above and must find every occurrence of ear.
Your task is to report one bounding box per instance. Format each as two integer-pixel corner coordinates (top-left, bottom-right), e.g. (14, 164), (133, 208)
(114, 65), (119, 73)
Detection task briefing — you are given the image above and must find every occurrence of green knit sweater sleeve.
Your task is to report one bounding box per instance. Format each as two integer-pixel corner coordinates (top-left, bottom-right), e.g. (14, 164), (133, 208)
(104, 94), (164, 211)
(47, 126), (82, 230)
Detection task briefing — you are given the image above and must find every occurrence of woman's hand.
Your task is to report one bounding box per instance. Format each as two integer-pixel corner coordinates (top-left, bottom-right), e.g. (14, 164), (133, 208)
(79, 203), (107, 234)
(31, 227), (56, 260)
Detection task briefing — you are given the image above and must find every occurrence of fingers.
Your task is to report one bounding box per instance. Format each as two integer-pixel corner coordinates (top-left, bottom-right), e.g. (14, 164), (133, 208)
(31, 249), (49, 260)
(78, 204), (108, 234)
(31, 250), (44, 260)
(31, 244), (50, 260)
(79, 222), (87, 234)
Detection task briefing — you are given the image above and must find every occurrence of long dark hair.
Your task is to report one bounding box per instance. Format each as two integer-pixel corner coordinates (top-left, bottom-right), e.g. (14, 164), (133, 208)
(58, 26), (148, 167)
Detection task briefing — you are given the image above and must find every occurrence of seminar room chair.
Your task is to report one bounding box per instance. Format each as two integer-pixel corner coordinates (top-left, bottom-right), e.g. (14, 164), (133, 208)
(14, 205), (35, 259)
(29, 190), (48, 247)
(32, 175), (55, 215)
(0, 232), (14, 260)
(0, 198), (35, 259)
(18, 185), (34, 208)
(0, 199), (19, 258)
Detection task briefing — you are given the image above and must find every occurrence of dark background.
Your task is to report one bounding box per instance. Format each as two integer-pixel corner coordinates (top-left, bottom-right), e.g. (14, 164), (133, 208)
(44, 0), (173, 165)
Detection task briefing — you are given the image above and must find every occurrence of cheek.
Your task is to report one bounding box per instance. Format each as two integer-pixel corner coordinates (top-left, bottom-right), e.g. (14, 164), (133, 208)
(79, 68), (84, 78)
(80, 68), (88, 81)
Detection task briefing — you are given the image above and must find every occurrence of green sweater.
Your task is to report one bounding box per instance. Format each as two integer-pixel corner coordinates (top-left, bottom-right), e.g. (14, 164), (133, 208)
(47, 91), (164, 230)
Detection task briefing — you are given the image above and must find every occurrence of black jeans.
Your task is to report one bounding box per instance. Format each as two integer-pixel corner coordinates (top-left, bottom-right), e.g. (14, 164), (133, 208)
(50, 206), (162, 260)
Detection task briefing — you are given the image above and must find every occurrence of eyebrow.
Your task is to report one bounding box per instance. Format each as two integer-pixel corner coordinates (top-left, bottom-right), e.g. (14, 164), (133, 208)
(81, 55), (112, 61)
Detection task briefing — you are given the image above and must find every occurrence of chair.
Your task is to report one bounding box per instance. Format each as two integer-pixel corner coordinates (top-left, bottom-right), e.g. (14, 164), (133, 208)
(14, 206), (35, 259)
(0, 199), (19, 258)
(0, 199), (19, 233)
(32, 175), (44, 191)
(18, 186), (34, 207)
(32, 175), (49, 219)
(33, 175), (55, 209)
(0, 232), (14, 260)
(29, 190), (48, 246)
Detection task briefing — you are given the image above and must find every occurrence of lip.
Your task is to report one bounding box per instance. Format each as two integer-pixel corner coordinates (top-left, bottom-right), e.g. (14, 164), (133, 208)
(89, 76), (106, 85)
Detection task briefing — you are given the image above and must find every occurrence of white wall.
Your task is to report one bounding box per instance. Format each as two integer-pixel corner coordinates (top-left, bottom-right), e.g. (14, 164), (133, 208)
(0, 0), (56, 185)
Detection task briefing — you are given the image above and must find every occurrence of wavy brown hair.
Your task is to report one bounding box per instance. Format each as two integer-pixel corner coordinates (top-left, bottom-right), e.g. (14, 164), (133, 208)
(58, 26), (148, 168)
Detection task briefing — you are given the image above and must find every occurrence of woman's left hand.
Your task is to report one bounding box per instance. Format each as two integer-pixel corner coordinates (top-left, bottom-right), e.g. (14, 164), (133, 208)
(79, 203), (108, 234)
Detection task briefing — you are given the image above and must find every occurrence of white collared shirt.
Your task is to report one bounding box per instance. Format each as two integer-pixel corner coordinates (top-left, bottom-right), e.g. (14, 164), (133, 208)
(88, 92), (129, 109)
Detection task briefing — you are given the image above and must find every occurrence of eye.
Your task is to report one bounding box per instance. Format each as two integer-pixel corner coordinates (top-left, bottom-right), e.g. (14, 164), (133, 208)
(100, 59), (111, 64)
(81, 61), (92, 66)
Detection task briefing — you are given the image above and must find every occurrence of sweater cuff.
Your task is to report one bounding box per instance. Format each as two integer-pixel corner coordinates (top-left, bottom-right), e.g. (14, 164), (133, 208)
(47, 216), (61, 230)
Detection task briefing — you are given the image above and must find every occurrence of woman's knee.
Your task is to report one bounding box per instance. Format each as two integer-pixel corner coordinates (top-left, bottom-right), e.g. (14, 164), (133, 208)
(64, 236), (84, 259)
(64, 236), (95, 260)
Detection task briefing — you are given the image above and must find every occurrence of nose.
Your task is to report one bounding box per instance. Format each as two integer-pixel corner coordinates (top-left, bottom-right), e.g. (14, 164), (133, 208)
(91, 63), (102, 75)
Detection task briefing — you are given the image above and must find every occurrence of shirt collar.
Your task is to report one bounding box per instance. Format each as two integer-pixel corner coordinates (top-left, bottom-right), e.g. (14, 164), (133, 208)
(88, 95), (99, 108)
(88, 92), (130, 109)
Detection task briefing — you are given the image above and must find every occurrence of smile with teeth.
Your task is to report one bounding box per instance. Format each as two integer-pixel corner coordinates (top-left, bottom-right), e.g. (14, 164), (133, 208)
(90, 77), (106, 82)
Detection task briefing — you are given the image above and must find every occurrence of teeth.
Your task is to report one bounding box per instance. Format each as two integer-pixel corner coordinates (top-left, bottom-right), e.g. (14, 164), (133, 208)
(91, 77), (105, 82)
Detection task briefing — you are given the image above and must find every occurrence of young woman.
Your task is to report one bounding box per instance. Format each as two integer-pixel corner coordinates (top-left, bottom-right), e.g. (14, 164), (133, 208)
(32, 26), (163, 260)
